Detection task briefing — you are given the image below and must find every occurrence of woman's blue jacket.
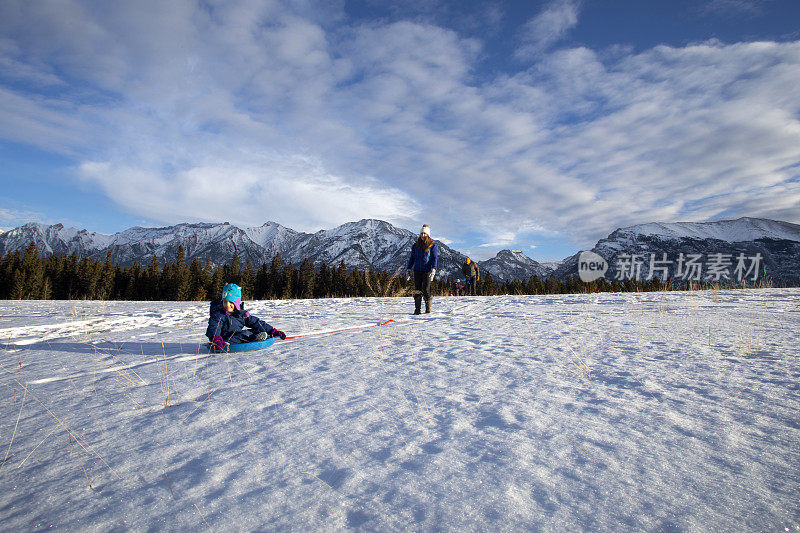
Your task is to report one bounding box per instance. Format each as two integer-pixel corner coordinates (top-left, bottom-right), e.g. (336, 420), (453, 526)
(407, 242), (438, 272)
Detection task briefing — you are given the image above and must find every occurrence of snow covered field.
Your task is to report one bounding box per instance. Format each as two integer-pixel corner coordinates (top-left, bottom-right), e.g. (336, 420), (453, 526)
(0, 289), (798, 531)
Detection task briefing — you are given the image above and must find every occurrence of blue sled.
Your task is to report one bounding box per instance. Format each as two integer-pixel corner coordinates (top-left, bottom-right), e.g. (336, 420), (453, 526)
(208, 337), (276, 353)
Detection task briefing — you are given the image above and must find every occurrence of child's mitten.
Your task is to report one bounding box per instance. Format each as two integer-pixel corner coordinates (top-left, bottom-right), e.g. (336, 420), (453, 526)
(211, 335), (227, 351)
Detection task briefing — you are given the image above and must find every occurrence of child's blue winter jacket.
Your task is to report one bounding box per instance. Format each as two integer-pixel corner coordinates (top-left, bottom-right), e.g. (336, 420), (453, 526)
(206, 299), (273, 344)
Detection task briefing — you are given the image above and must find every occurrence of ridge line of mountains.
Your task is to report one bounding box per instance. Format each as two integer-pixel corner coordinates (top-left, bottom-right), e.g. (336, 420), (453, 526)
(1, 217), (799, 284)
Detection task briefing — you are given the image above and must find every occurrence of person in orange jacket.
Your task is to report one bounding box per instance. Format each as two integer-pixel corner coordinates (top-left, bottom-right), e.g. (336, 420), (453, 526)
(462, 257), (480, 296)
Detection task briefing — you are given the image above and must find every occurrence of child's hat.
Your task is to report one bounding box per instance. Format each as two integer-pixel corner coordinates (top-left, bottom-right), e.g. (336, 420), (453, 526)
(222, 283), (242, 310)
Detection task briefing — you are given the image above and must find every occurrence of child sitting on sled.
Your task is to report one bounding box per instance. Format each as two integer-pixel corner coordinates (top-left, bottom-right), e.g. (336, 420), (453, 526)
(206, 283), (286, 351)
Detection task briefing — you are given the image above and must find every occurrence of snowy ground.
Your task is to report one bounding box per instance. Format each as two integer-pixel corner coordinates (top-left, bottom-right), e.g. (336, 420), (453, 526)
(0, 289), (799, 531)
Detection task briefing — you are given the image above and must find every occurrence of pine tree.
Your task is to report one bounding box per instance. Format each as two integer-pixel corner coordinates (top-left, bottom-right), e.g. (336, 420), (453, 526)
(10, 268), (25, 300)
(526, 275), (543, 295)
(75, 257), (94, 299)
(478, 272), (489, 295)
(298, 259), (315, 299)
(544, 275), (560, 294)
(94, 251), (115, 300)
(0, 252), (12, 298)
(314, 263), (332, 298)
(21, 243), (44, 299)
(564, 275), (580, 294)
(112, 265), (125, 299)
(268, 253), (284, 299)
(125, 261), (142, 299)
(224, 251), (241, 285)
(508, 278), (525, 295)
(146, 255), (160, 300)
(345, 269), (360, 297)
(209, 267), (225, 301)
(623, 277), (637, 293)
(61, 253), (78, 298)
(172, 246), (191, 300)
(333, 260), (347, 297)
(282, 263), (296, 299)
(175, 245), (186, 270)
(47, 254), (64, 299)
(254, 262), (270, 299)
(188, 258), (208, 301)
(41, 276), (52, 300)
(241, 261), (255, 300)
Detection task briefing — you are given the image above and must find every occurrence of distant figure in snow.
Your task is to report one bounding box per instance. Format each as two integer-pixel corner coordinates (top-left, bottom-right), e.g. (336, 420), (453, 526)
(407, 224), (438, 314)
(452, 279), (465, 296)
(462, 257), (480, 296)
(206, 283), (286, 351)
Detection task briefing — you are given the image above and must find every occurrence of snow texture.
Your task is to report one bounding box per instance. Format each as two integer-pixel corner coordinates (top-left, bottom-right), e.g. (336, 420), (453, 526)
(1, 290), (799, 531)
(536, 260), (564, 272)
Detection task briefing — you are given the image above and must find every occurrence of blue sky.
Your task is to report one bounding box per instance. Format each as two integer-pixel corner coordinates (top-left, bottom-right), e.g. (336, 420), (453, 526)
(1, 0), (799, 261)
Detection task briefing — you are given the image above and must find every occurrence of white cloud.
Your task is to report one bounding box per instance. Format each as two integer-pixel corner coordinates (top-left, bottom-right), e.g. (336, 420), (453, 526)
(0, 206), (47, 225)
(0, 87), (105, 155)
(0, 38), (64, 87)
(77, 157), (420, 233)
(533, 41), (800, 242)
(0, 1), (799, 255)
(515, 0), (580, 60)
(699, 0), (765, 17)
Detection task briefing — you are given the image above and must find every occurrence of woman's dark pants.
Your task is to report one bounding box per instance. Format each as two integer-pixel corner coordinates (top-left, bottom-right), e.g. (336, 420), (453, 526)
(413, 270), (432, 313)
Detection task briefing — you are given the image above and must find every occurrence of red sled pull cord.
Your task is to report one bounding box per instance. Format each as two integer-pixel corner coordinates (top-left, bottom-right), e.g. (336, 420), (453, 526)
(283, 319), (398, 340)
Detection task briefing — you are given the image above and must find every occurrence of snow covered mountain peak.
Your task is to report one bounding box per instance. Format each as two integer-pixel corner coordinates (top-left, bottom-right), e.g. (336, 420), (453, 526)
(613, 217), (800, 243)
(319, 219), (414, 240)
(1, 222), (114, 256)
(478, 249), (554, 281)
(496, 249), (533, 261)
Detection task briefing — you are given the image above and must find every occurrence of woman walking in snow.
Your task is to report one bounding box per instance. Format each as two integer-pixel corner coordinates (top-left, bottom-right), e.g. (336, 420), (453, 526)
(407, 224), (438, 314)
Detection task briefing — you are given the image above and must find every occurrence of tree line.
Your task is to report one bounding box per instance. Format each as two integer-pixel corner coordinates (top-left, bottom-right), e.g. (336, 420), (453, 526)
(1, 243), (437, 301)
(1, 242), (736, 301)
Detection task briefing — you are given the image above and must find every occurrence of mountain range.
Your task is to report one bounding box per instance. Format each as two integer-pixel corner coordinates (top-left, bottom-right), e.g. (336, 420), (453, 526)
(0, 219), (552, 281)
(553, 217), (800, 285)
(1, 217), (799, 285)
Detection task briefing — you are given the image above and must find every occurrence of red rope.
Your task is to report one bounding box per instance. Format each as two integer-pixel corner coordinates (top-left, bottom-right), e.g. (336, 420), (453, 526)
(283, 319), (398, 340)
